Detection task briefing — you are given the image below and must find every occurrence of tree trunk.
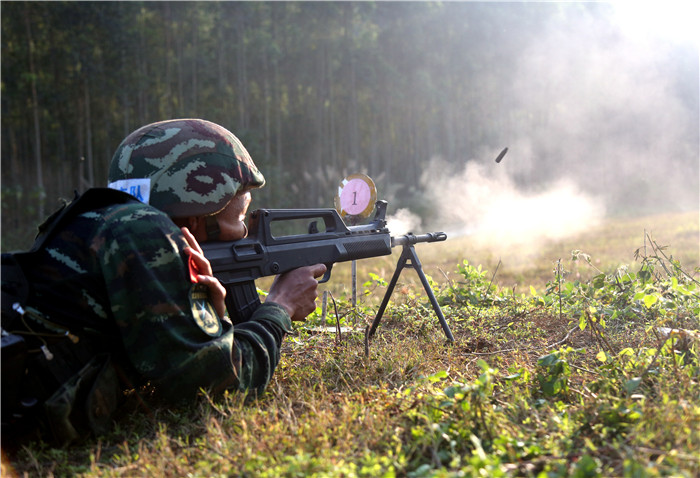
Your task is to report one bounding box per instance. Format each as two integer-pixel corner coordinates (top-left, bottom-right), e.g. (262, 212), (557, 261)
(84, 82), (95, 188)
(345, 5), (360, 164)
(176, 17), (185, 118)
(326, 42), (337, 171)
(235, 12), (249, 131)
(24, 5), (45, 220)
(263, 42), (271, 161)
(272, 12), (282, 178)
(191, 15), (198, 113)
(8, 126), (21, 228)
(163, 2), (174, 116)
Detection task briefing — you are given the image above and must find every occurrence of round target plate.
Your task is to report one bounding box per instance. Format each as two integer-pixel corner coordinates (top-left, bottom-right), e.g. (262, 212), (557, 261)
(334, 173), (377, 221)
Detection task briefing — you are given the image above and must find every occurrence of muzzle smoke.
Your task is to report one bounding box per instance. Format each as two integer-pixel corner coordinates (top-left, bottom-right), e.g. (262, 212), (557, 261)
(421, 158), (605, 251)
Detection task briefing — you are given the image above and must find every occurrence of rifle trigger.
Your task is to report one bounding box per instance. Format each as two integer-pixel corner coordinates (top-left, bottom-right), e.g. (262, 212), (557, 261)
(308, 221), (319, 234)
(318, 265), (332, 284)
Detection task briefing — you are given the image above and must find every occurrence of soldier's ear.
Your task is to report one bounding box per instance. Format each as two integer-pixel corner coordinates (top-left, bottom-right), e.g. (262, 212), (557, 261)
(185, 216), (209, 242)
(186, 216), (199, 230)
(173, 215), (209, 242)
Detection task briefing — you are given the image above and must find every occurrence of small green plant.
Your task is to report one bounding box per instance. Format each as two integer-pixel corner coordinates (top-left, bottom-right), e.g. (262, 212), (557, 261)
(536, 346), (577, 398)
(442, 260), (506, 309)
(536, 246), (699, 343)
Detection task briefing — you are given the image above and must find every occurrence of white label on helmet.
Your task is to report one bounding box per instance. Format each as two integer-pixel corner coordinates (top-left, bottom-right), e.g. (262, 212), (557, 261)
(108, 178), (151, 204)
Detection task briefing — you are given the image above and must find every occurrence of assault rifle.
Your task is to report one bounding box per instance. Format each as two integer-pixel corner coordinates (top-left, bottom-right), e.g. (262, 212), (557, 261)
(201, 200), (454, 341)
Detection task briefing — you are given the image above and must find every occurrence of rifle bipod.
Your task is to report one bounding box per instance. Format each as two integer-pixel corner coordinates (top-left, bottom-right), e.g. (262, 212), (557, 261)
(367, 241), (454, 342)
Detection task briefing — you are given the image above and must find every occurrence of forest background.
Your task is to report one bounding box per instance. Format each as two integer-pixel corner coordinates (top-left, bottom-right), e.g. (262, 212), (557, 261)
(1, 1), (698, 251)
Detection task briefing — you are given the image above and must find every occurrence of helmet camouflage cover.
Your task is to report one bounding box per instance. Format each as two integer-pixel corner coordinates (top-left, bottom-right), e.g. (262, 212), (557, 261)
(108, 119), (265, 218)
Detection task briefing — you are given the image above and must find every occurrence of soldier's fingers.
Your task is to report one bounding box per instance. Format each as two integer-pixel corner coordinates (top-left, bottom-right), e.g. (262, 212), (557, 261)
(184, 246), (213, 277)
(310, 263), (327, 279)
(181, 227), (204, 254)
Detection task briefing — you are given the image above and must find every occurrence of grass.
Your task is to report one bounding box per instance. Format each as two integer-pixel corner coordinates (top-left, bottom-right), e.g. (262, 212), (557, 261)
(2, 210), (699, 477)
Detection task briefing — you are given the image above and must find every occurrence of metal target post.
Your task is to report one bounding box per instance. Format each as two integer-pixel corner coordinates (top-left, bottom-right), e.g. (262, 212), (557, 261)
(351, 259), (357, 309)
(344, 215), (361, 310)
(335, 174), (378, 315)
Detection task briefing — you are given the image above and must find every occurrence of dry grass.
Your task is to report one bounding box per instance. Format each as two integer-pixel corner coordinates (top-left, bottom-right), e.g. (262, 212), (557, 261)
(3, 210), (698, 477)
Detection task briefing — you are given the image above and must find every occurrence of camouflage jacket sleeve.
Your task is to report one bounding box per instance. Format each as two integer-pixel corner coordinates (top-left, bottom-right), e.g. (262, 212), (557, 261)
(228, 302), (293, 394)
(97, 203), (291, 399)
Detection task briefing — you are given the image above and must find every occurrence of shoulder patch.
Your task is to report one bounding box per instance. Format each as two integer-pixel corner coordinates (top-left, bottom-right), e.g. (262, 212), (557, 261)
(189, 283), (222, 337)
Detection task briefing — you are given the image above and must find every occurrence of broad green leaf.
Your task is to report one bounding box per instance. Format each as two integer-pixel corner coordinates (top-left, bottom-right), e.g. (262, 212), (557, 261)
(643, 294), (658, 308)
(592, 273), (606, 289)
(639, 269), (652, 282)
(579, 315), (587, 331)
(625, 377), (642, 394)
(538, 353), (557, 366)
(477, 359), (490, 371)
(428, 370), (448, 382)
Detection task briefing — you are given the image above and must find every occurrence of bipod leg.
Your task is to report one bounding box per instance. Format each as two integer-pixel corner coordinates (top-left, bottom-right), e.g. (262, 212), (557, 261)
(409, 246), (455, 342)
(368, 244), (455, 342)
(367, 246), (409, 338)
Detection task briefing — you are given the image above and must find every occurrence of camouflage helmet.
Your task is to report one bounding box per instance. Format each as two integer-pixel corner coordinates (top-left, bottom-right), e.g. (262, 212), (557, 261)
(108, 119), (265, 218)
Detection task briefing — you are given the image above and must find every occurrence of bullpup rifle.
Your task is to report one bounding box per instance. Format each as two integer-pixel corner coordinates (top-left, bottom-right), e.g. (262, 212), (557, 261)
(202, 200), (454, 340)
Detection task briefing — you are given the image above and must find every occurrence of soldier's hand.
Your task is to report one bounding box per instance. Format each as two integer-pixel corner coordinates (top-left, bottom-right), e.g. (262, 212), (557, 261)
(266, 264), (327, 321)
(181, 227), (227, 319)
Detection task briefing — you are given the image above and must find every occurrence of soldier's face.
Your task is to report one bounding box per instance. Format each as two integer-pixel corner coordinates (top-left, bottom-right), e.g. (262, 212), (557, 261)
(214, 191), (252, 241)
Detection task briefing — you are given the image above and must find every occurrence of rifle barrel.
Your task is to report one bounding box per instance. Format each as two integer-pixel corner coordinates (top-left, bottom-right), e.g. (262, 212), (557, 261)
(391, 232), (447, 247)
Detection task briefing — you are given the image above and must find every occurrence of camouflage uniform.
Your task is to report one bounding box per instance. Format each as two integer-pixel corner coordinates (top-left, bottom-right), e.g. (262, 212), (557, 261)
(22, 195), (292, 399)
(4, 120), (291, 443)
(104, 120), (289, 394)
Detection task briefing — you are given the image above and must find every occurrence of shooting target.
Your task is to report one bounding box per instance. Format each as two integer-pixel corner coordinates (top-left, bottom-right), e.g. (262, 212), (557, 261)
(334, 173), (377, 221)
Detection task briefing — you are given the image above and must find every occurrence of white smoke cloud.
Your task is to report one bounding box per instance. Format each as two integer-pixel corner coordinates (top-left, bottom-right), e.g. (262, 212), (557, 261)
(422, 158), (605, 250)
(386, 207), (423, 236)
